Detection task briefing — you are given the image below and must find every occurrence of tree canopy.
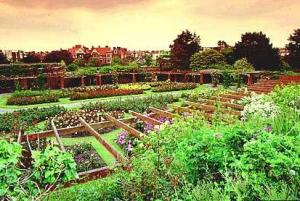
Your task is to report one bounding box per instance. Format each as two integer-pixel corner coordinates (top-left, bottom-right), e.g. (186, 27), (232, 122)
(170, 30), (201, 70)
(22, 52), (41, 63)
(43, 50), (73, 65)
(0, 52), (9, 64)
(234, 32), (280, 70)
(190, 49), (226, 70)
(233, 58), (255, 73)
(286, 29), (300, 69)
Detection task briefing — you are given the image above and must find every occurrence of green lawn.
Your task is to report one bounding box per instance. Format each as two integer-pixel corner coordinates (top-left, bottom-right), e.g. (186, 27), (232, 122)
(0, 85), (208, 110)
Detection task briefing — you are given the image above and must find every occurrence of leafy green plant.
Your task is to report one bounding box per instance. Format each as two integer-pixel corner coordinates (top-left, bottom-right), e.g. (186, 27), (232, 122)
(32, 146), (78, 185)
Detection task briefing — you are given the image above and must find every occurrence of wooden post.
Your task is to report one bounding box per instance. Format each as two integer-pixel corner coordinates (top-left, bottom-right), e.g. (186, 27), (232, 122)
(131, 111), (162, 125)
(79, 118), (127, 163)
(51, 119), (66, 152)
(132, 73), (136, 83)
(168, 73), (171, 81)
(247, 74), (253, 86)
(81, 76), (85, 86)
(105, 115), (145, 139)
(200, 73), (204, 84)
(96, 74), (100, 86)
(60, 76), (64, 89)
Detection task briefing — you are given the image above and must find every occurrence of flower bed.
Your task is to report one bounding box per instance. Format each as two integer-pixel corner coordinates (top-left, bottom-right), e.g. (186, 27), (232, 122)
(62, 85), (117, 95)
(152, 82), (198, 92)
(7, 90), (63, 106)
(7, 94), (59, 105)
(70, 89), (143, 100)
(118, 83), (151, 91)
(66, 143), (106, 173)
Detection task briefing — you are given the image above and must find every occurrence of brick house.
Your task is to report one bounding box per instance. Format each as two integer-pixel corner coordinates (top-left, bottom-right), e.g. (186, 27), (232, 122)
(90, 46), (113, 65)
(112, 47), (127, 59)
(68, 45), (90, 59)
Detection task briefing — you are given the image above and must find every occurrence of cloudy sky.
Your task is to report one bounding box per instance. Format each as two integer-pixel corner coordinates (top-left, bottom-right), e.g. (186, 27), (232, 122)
(0, 0), (298, 51)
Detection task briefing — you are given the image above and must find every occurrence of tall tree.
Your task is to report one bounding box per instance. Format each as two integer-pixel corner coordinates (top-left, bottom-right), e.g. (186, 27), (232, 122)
(234, 32), (280, 70)
(170, 30), (201, 70)
(43, 50), (73, 65)
(286, 29), (300, 69)
(22, 52), (41, 63)
(0, 52), (9, 64)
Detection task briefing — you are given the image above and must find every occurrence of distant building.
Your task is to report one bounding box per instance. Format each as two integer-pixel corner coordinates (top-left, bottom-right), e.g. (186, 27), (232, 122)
(68, 45), (90, 59)
(90, 46), (112, 65)
(112, 47), (127, 59)
(3, 50), (25, 62)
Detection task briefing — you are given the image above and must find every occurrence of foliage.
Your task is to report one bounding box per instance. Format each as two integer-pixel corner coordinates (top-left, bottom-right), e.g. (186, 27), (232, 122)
(43, 50), (73, 65)
(81, 94), (179, 113)
(0, 106), (66, 132)
(87, 57), (101, 67)
(221, 47), (236, 65)
(22, 52), (41, 63)
(233, 58), (255, 73)
(7, 93), (59, 105)
(152, 82), (198, 92)
(240, 93), (278, 120)
(32, 146), (77, 185)
(170, 29), (201, 70)
(221, 70), (234, 88)
(190, 49), (226, 70)
(0, 140), (22, 199)
(73, 58), (85, 67)
(111, 56), (123, 66)
(67, 63), (79, 72)
(0, 141), (77, 200)
(0, 52), (9, 64)
(234, 32), (280, 70)
(36, 74), (46, 90)
(70, 89), (143, 100)
(286, 28), (300, 69)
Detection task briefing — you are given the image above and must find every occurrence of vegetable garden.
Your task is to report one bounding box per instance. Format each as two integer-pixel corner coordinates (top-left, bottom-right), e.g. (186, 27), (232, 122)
(0, 75), (300, 200)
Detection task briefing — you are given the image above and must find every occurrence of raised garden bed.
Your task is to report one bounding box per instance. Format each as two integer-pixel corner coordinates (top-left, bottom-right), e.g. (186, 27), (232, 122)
(66, 143), (107, 173)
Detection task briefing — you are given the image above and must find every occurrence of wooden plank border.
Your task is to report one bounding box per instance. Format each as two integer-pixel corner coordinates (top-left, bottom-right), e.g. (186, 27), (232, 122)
(105, 115), (146, 139)
(79, 118), (127, 163)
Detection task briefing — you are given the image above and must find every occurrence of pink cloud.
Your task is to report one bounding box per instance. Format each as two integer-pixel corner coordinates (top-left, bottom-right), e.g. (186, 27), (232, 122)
(0, 0), (151, 10)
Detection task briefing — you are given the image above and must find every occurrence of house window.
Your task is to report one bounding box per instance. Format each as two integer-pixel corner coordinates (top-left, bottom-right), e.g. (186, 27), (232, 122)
(106, 59), (111, 63)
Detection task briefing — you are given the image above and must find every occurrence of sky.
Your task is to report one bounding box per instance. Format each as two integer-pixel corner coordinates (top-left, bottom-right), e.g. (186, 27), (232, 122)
(0, 0), (299, 51)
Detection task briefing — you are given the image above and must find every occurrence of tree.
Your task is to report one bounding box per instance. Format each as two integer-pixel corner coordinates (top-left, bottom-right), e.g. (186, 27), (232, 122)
(111, 56), (123, 66)
(190, 49), (226, 70)
(144, 54), (153, 67)
(234, 32), (280, 70)
(221, 47), (236, 65)
(286, 29), (300, 69)
(217, 40), (229, 51)
(87, 57), (101, 67)
(170, 30), (201, 70)
(73, 58), (85, 67)
(0, 52), (9, 64)
(22, 52), (41, 63)
(233, 58), (255, 72)
(43, 50), (73, 65)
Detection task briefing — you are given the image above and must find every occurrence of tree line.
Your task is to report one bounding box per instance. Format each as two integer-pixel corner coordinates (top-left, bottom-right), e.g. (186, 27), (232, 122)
(169, 29), (300, 70)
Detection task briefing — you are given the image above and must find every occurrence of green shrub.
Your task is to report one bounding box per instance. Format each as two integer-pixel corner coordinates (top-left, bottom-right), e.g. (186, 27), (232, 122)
(190, 49), (226, 70)
(67, 63), (79, 71)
